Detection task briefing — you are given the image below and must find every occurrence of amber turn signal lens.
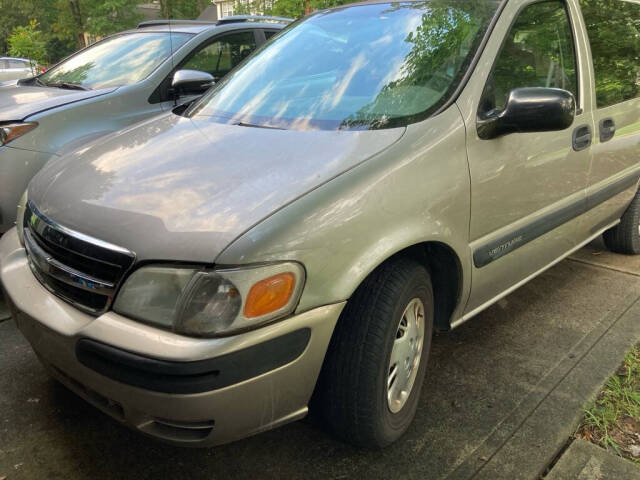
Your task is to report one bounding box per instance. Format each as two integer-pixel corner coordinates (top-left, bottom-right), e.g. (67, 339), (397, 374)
(243, 272), (296, 318)
(0, 122), (38, 145)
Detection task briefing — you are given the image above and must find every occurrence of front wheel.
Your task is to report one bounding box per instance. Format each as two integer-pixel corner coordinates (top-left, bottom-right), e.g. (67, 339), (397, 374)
(603, 187), (640, 254)
(316, 257), (434, 448)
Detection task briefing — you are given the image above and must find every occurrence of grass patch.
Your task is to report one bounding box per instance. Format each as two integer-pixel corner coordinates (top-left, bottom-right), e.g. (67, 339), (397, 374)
(577, 345), (640, 464)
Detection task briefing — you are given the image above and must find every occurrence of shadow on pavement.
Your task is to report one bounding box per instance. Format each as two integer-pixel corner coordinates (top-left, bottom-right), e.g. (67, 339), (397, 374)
(0, 289), (10, 322)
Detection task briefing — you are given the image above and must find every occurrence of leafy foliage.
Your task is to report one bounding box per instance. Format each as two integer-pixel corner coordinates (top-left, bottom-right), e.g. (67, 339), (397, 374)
(233, 0), (353, 18)
(579, 0), (640, 108)
(579, 346), (640, 464)
(0, 0), (63, 61)
(85, 0), (144, 37)
(278, 0), (353, 17)
(158, 0), (204, 19)
(0, 0), (206, 64)
(8, 20), (47, 65)
(52, 0), (144, 50)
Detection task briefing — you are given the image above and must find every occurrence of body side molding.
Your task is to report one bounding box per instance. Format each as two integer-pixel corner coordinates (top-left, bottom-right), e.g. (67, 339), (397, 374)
(473, 170), (640, 268)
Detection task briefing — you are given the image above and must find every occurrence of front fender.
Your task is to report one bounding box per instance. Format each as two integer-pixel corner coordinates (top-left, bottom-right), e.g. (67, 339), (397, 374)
(0, 146), (54, 232)
(215, 106), (472, 318)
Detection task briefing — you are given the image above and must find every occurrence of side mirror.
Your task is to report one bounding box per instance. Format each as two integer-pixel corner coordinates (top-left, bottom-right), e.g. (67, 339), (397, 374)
(477, 87), (575, 140)
(171, 69), (214, 96)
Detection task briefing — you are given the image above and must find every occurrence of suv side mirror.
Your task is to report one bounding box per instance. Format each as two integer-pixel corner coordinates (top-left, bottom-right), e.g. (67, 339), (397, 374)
(171, 69), (215, 96)
(477, 87), (575, 140)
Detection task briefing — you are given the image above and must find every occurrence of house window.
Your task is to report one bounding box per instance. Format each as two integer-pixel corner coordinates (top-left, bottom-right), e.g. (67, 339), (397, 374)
(221, 1), (235, 17)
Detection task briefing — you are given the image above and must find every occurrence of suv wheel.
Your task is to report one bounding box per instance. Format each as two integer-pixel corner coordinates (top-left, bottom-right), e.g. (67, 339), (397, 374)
(316, 257), (434, 448)
(603, 187), (640, 254)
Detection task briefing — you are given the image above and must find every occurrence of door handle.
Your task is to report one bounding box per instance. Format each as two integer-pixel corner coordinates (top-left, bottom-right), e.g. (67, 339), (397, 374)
(599, 118), (616, 142)
(572, 125), (592, 151)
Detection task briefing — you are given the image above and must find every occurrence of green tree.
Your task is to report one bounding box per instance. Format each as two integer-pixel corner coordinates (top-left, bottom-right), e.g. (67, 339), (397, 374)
(53, 0), (144, 50)
(0, 0), (148, 63)
(85, 0), (143, 36)
(269, 0), (351, 18)
(8, 20), (47, 68)
(579, 0), (640, 107)
(0, 0), (59, 59)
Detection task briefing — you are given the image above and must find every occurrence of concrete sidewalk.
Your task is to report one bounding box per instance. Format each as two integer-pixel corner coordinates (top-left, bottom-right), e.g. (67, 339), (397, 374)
(546, 439), (640, 480)
(0, 239), (639, 480)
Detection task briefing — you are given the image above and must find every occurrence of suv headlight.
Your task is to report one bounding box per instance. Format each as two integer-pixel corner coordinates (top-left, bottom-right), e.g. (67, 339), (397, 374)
(113, 262), (305, 337)
(0, 122), (38, 146)
(16, 189), (28, 246)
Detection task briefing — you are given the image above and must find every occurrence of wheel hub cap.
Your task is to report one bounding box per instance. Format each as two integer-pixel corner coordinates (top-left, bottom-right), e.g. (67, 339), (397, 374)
(387, 298), (425, 413)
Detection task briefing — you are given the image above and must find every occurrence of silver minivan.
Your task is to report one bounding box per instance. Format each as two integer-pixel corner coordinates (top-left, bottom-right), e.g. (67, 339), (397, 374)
(2, 0), (639, 448)
(0, 16), (288, 232)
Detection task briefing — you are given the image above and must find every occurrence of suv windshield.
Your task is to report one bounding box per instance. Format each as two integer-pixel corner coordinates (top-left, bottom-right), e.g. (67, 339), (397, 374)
(189, 1), (500, 130)
(40, 32), (192, 90)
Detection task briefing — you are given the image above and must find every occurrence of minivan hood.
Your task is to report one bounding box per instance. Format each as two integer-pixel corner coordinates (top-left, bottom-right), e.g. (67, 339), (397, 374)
(0, 83), (116, 120)
(29, 114), (404, 263)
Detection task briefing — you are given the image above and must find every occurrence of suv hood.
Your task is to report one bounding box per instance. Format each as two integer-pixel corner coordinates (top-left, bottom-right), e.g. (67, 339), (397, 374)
(29, 114), (404, 263)
(0, 83), (116, 121)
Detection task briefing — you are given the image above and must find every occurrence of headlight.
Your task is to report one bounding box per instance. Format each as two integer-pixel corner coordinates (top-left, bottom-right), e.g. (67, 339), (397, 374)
(0, 122), (38, 146)
(16, 189), (28, 246)
(113, 262), (305, 337)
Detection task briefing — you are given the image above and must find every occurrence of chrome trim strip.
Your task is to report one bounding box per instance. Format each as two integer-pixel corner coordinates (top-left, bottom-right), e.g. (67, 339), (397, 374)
(24, 228), (115, 296)
(22, 201), (137, 315)
(26, 201), (135, 259)
(26, 259), (105, 315)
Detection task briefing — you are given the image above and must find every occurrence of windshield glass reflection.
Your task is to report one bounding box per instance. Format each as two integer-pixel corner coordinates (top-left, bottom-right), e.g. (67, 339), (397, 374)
(189, 1), (499, 130)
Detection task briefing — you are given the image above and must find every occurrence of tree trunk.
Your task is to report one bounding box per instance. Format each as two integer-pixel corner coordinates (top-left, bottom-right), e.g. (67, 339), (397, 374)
(197, 0), (205, 13)
(160, 0), (172, 18)
(69, 0), (86, 49)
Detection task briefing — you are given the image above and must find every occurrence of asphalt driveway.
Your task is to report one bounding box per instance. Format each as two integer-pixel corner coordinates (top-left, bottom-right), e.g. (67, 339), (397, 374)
(1, 238), (639, 480)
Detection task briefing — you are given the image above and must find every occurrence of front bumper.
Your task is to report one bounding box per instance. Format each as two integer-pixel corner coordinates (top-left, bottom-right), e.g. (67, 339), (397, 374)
(0, 228), (344, 446)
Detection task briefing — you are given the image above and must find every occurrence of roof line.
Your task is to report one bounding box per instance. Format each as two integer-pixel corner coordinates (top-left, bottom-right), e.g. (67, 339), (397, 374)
(137, 15), (293, 29)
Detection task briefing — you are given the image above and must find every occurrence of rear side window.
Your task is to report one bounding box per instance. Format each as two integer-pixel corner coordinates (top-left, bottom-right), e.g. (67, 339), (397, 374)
(580, 0), (640, 108)
(482, 1), (578, 112)
(264, 30), (278, 40)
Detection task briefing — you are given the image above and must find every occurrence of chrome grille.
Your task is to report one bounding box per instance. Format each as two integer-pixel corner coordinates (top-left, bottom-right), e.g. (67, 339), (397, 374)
(23, 201), (136, 315)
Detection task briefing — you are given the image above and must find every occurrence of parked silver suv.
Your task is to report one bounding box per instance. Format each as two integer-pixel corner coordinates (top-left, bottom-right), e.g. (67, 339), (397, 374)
(0, 16), (289, 232)
(2, 0), (639, 448)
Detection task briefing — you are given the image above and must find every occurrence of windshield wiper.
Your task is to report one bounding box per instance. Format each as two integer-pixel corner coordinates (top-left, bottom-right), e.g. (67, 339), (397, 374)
(236, 121), (284, 130)
(44, 82), (90, 91)
(32, 77), (47, 87)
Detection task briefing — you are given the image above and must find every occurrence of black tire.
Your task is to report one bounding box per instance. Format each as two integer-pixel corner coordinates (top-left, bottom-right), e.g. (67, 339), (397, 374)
(316, 257), (434, 448)
(603, 187), (640, 254)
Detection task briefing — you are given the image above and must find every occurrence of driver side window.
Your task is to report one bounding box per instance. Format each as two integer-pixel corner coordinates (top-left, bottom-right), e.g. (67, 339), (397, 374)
(182, 31), (257, 81)
(482, 1), (578, 113)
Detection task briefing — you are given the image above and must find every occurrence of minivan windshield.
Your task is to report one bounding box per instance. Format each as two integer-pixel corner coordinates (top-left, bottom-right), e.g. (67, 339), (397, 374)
(189, 1), (500, 130)
(40, 32), (192, 90)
